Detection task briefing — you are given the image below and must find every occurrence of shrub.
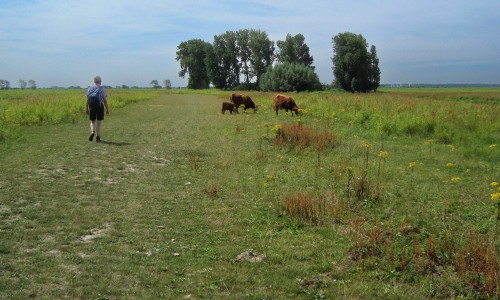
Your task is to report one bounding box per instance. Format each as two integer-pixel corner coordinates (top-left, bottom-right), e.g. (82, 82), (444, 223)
(259, 62), (322, 92)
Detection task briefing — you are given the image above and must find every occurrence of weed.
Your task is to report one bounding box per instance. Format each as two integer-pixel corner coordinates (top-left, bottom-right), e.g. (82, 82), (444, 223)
(205, 181), (219, 199)
(189, 155), (201, 170)
(282, 191), (343, 226)
(273, 123), (336, 150)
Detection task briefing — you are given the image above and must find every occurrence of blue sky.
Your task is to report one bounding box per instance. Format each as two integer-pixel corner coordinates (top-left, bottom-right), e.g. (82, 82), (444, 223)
(1, 0), (499, 88)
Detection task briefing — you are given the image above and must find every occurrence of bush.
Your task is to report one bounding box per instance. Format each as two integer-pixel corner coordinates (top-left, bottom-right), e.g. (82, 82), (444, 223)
(259, 62), (322, 92)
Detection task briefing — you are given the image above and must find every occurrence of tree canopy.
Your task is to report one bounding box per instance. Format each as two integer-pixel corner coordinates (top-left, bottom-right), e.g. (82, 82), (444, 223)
(332, 32), (380, 92)
(175, 39), (212, 89)
(276, 33), (313, 67)
(176, 30), (375, 92)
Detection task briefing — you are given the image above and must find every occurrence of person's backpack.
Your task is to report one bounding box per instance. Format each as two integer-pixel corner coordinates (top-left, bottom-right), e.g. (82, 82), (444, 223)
(88, 87), (101, 106)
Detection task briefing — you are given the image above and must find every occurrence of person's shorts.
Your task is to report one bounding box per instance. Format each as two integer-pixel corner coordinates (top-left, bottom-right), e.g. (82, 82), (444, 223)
(89, 103), (104, 121)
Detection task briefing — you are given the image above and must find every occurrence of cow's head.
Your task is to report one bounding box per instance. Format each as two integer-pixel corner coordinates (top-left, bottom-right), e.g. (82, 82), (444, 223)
(292, 107), (299, 115)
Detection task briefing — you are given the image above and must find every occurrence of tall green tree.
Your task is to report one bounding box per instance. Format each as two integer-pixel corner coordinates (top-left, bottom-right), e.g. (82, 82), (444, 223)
(369, 45), (381, 92)
(332, 32), (380, 92)
(206, 29), (274, 90)
(236, 29), (252, 84)
(248, 29), (275, 86)
(276, 33), (313, 66)
(176, 39), (212, 89)
(205, 31), (240, 89)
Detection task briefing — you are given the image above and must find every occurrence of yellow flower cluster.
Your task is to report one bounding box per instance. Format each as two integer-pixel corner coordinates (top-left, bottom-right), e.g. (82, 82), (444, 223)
(491, 192), (500, 201)
(451, 177), (461, 182)
(378, 150), (389, 159)
(409, 162), (416, 168)
(271, 124), (282, 132)
(361, 141), (372, 148)
(446, 162), (454, 168)
(263, 174), (274, 188)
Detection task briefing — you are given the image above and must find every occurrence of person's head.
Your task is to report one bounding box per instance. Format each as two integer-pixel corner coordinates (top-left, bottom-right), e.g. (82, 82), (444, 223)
(94, 76), (102, 84)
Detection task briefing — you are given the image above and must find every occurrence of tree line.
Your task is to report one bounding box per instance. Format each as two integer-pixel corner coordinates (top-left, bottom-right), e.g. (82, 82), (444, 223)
(176, 30), (380, 93)
(0, 79), (37, 90)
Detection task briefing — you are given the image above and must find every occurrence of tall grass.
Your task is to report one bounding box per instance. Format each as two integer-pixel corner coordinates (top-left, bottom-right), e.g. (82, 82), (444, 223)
(298, 90), (500, 162)
(0, 89), (161, 141)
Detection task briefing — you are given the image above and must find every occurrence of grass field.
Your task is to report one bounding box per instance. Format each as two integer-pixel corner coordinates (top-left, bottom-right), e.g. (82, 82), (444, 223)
(1, 88), (499, 299)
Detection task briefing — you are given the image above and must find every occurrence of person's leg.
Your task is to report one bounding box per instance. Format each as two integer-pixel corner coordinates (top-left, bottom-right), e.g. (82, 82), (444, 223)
(95, 120), (102, 142)
(89, 120), (96, 141)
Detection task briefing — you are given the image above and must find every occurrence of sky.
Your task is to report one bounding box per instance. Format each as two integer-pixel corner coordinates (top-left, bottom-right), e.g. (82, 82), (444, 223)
(1, 0), (499, 88)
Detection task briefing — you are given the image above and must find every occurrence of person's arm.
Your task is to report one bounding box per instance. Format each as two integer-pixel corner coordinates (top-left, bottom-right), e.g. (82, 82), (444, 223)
(85, 96), (90, 114)
(103, 98), (110, 114)
(102, 90), (109, 114)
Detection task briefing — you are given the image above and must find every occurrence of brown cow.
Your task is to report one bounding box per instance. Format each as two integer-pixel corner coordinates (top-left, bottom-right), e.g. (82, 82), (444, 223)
(221, 101), (236, 114)
(229, 93), (258, 113)
(272, 94), (299, 115)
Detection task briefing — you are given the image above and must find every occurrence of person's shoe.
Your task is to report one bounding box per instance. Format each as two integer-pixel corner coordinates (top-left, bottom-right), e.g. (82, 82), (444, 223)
(96, 136), (101, 142)
(89, 132), (95, 141)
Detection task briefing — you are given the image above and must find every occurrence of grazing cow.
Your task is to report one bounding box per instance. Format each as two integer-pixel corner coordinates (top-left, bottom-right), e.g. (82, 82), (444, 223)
(229, 93), (259, 113)
(272, 94), (299, 115)
(221, 101), (236, 114)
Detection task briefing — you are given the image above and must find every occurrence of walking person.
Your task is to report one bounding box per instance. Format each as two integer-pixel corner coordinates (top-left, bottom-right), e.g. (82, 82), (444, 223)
(86, 75), (109, 142)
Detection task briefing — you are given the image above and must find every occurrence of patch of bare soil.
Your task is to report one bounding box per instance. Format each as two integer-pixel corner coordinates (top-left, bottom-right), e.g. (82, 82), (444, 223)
(79, 223), (111, 243)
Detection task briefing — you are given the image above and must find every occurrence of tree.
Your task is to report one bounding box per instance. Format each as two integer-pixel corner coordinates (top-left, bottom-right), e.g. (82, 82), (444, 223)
(248, 29), (275, 86)
(150, 80), (160, 89)
(276, 34), (313, 67)
(28, 79), (36, 90)
(235, 29), (274, 88)
(332, 32), (380, 92)
(236, 29), (252, 84)
(368, 45), (381, 92)
(18, 79), (27, 90)
(259, 62), (322, 92)
(0, 80), (10, 90)
(163, 79), (172, 89)
(203, 29), (274, 90)
(205, 31), (240, 89)
(176, 39), (212, 89)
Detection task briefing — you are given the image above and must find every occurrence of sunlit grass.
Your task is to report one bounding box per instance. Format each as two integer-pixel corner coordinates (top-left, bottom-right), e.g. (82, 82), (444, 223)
(1, 88), (499, 298)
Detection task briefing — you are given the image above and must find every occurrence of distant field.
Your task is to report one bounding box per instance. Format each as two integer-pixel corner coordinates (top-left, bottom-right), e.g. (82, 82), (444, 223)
(0, 88), (499, 298)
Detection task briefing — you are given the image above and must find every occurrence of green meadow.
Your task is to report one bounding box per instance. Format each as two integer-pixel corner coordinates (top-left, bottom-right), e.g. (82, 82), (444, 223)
(0, 88), (499, 299)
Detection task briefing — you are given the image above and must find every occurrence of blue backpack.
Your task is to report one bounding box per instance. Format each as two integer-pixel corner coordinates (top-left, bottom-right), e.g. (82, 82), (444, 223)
(88, 87), (101, 106)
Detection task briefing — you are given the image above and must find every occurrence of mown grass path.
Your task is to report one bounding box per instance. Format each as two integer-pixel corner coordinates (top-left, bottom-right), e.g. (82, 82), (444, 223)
(0, 94), (353, 299)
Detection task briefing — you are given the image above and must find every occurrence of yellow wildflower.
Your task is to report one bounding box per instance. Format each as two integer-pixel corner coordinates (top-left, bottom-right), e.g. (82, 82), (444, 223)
(446, 163), (454, 168)
(489, 144), (497, 148)
(378, 150), (389, 159)
(409, 162), (416, 168)
(451, 177), (461, 182)
(361, 141), (372, 148)
(491, 192), (500, 201)
(490, 182), (499, 187)
(265, 175), (274, 180)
